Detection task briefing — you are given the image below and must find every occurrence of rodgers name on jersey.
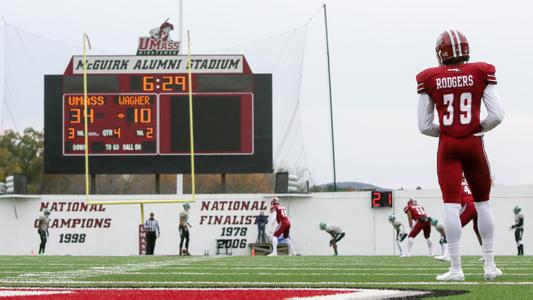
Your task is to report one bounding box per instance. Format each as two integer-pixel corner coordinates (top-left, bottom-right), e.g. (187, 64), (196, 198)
(436, 75), (474, 90)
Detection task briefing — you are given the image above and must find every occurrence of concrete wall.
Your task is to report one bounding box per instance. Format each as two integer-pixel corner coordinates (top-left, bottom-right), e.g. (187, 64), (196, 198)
(1, 185), (531, 256)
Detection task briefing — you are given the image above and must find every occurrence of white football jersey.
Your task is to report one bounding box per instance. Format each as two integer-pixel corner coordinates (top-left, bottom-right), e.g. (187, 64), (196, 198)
(326, 225), (343, 235)
(515, 214), (524, 229)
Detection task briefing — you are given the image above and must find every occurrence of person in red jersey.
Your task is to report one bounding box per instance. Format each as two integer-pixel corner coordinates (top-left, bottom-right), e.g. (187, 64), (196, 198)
(460, 176), (482, 246)
(267, 197), (296, 256)
(417, 29), (504, 281)
(402, 199), (432, 257)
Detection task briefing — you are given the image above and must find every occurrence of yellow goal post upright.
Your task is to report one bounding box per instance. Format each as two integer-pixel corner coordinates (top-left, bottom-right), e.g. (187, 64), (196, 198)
(81, 31), (197, 224)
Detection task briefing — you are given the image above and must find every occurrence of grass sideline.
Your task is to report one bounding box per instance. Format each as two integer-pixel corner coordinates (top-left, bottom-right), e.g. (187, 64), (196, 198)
(1, 255), (533, 299)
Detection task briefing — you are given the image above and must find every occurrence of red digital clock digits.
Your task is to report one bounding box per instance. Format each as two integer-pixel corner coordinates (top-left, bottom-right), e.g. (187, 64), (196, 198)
(142, 75), (187, 92)
(371, 191), (393, 208)
(371, 191), (381, 207)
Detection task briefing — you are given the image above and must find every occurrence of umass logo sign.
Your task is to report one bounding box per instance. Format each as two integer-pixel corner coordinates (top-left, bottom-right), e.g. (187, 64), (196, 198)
(137, 19), (181, 56)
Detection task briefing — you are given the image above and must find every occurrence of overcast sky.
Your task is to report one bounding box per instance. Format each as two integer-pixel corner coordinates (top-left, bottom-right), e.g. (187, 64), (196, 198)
(0, 0), (532, 189)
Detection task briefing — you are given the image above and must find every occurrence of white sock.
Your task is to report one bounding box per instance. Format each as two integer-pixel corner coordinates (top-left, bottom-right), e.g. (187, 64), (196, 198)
(426, 238), (433, 256)
(286, 238), (296, 255)
(407, 237), (414, 254)
(396, 240), (403, 255)
(440, 242), (445, 255)
(475, 201), (496, 268)
(444, 203), (463, 271)
(443, 243), (449, 257)
(271, 236), (278, 255)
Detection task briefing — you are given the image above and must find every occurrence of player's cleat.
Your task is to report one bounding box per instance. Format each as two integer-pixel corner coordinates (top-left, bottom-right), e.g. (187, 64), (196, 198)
(400, 253), (410, 258)
(436, 269), (465, 281)
(478, 256), (485, 261)
(434, 255), (450, 262)
(267, 253), (278, 256)
(484, 266), (503, 280)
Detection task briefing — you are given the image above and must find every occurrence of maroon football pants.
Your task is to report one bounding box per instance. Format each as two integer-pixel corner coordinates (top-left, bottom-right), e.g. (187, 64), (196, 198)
(408, 220), (431, 238)
(274, 220), (291, 238)
(437, 135), (492, 203)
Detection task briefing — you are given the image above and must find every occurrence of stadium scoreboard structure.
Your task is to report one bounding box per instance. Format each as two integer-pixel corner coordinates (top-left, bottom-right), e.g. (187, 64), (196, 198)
(44, 55), (273, 174)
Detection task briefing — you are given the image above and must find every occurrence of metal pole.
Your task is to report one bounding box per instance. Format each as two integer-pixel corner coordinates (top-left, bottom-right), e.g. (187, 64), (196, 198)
(323, 3), (337, 191)
(176, 0), (185, 195)
(179, 0), (184, 53)
(140, 203), (145, 225)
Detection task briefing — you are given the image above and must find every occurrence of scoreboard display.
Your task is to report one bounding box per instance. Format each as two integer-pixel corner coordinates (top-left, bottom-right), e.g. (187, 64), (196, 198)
(45, 55), (272, 174)
(63, 93), (158, 155)
(370, 190), (393, 208)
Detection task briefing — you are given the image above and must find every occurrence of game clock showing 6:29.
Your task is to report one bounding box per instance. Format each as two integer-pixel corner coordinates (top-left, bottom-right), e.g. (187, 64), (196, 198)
(370, 191), (393, 208)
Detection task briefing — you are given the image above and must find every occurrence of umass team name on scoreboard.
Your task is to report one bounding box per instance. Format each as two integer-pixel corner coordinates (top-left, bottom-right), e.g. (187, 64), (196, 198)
(44, 55), (272, 174)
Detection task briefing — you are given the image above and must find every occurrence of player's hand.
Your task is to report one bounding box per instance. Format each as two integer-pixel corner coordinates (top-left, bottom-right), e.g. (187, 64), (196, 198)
(509, 226), (513, 231)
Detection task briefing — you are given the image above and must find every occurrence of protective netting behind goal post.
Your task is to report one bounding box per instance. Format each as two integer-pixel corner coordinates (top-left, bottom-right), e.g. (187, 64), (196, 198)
(214, 23), (322, 189)
(1, 17), (333, 191)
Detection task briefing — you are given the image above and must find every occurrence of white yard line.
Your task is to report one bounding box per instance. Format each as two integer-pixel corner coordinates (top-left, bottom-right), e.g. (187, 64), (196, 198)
(0, 290), (72, 297)
(85, 271), (533, 277)
(189, 263), (533, 268)
(288, 289), (429, 300)
(3, 256), (220, 282)
(57, 266), (525, 271)
(0, 280), (532, 286)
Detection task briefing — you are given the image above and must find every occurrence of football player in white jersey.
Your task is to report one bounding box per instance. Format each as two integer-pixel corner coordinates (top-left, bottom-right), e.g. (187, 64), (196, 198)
(388, 215), (408, 256)
(320, 222), (345, 256)
(510, 206), (524, 256)
(432, 219), (450, 261)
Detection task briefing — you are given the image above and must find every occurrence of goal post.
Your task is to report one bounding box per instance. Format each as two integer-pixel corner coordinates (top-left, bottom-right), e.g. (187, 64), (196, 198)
(81, 31), (197, 207)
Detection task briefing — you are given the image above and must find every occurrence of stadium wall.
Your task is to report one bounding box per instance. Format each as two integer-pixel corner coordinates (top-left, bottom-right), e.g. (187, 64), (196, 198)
(0, 185), (531, 256)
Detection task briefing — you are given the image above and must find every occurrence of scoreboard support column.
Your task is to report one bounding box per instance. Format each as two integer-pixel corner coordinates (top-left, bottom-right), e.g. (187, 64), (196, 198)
(221, 173), (226, 193)
(91, 174), (96, 194)
(155, 174), (161, 194)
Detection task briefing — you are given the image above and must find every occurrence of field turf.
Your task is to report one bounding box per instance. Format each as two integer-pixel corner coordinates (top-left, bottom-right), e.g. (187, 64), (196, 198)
(0, 255), (532, 299)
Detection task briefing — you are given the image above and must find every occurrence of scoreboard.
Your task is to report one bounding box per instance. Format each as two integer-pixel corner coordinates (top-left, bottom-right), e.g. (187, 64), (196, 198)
(370, 191), (393, 208)
(63, 93), (158, 155)
(45, 55), (272, 174)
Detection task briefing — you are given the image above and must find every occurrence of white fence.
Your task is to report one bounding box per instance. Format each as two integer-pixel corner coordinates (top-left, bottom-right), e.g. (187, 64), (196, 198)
(0, 185), (531, 256)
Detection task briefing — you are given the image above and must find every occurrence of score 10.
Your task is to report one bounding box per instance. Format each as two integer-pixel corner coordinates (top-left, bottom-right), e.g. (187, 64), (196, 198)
(141, 75), (188, 92)
(370, 191), (393, 208)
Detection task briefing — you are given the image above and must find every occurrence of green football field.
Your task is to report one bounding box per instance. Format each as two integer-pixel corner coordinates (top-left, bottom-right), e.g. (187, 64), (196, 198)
(1, 255), (532, 299)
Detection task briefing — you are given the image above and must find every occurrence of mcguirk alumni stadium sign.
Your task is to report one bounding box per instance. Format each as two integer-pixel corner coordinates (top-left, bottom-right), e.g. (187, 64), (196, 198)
(69, 55), (246, 74)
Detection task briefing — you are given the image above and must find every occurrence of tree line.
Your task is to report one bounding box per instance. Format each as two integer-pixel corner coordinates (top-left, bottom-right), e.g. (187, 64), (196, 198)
(0, 128), (275, 194)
